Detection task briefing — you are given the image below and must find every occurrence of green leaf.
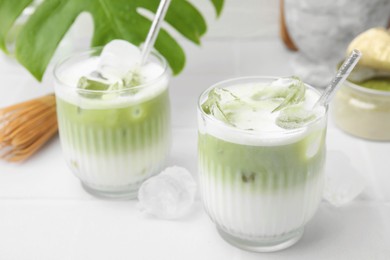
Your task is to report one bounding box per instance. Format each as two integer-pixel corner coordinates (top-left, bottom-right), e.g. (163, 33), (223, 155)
(1, 0), (224, 81)
(0, 0), (33, 52)
(140, 0), (207, 44)
(210, 0), (224, 16)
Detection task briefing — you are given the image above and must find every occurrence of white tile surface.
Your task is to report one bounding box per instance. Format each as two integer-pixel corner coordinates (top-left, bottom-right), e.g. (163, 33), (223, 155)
(0, 200), (389, 260)
(1, 19), (390, 260)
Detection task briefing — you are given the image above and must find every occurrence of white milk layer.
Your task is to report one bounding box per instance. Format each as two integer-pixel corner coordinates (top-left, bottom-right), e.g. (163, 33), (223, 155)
(198, 164), (324, 238)
(57, 103), (171, 190)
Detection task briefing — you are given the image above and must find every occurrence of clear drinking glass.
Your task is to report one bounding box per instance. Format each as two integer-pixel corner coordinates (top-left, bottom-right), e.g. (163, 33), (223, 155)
(333, 80), (390, 141)
(197, 77), (328, 252)
(54, 48), (171, 199)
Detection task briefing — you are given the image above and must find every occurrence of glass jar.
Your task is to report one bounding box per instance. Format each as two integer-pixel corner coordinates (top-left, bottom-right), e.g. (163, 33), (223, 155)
(54, 48), (171, 199)
(333, 80), (390, 141)
(283, 0), (390, 87)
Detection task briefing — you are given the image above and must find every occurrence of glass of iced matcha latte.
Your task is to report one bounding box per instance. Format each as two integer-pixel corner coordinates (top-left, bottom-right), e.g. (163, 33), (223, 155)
(54, 40), (170, 199)
(198, 76), (328, 252)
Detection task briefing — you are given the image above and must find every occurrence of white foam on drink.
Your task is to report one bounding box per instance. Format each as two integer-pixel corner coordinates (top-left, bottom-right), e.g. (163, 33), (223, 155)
(199, 82), (326, 146)
(55, 56), (168, 109)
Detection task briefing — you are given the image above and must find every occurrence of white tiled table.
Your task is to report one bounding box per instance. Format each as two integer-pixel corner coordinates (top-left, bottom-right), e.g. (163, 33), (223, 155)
(0, 36), (389, 260)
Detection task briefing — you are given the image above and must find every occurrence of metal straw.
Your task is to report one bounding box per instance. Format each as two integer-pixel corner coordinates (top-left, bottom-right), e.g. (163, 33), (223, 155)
(140, 0), (172, 65)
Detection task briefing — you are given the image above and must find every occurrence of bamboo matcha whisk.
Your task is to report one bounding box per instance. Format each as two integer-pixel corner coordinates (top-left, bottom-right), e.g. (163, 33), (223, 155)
(0, 94), (58, 162)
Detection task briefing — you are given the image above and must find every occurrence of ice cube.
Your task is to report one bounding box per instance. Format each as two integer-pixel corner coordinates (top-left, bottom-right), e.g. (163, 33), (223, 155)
(77, 72), (124, 99)
(137, 166), (197, 219)
(89, 70), (107, 80)
(98, 39), (141, 80)
(305, 131), (323, 159)
(252, 77), (292, 101)
(77, 76), (110, 91)
(201, 88), (239, 125)
(77, 75), (113, 99)
(323, 151), (367, 207)
(272, 77), (306, 112)
(323, 173), (366, 207)
(251, 77), (306, 112)
(123, 67), (143, 88)
(270, 77), (296, 88)
(276, 106), (316, 129)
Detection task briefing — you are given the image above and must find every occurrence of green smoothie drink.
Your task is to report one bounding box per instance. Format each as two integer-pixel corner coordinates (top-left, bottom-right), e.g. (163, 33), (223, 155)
(54, 40), (170, 199)
(198, 77), (327, 252)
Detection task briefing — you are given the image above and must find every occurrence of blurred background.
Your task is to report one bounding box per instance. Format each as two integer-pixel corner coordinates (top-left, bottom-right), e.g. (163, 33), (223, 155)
(1, 0), (390, 130)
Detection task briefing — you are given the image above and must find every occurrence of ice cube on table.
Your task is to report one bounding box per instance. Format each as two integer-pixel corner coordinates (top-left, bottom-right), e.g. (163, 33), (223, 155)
(323, 169), (367, 207)
(137, 166), (197, 220)
(98, 39), (141, 80)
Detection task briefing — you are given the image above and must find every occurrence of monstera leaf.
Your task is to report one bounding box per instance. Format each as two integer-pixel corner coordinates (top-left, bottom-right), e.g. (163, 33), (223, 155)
(0, 0), (224, 81)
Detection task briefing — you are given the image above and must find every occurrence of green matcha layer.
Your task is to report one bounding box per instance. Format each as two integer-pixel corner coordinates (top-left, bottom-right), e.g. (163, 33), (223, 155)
(351, 78), (390, 92)
(56, 89), (170, 155)
(198, 130), (326, 192)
